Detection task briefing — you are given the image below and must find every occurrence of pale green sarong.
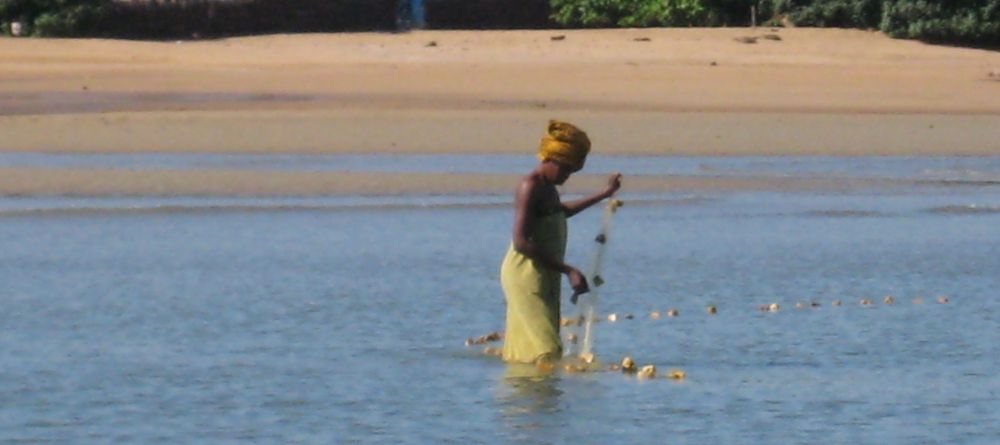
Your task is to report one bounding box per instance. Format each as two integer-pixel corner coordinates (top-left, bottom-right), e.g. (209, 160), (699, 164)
(500, 210), (567, 364)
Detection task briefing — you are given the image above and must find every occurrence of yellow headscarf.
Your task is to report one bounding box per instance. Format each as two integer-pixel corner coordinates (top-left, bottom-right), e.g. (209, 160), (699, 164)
(537, 120), (590, 171)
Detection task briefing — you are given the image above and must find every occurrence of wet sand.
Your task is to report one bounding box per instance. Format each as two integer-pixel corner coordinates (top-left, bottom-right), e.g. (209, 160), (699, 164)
(2, 29), (999, 196)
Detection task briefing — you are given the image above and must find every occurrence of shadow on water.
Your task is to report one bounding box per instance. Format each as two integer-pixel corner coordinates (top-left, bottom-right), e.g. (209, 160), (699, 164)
(497, 364), (564, 440)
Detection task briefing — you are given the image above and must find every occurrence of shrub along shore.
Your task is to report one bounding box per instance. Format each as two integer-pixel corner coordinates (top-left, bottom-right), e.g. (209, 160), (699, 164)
(1, 1), (998, 46)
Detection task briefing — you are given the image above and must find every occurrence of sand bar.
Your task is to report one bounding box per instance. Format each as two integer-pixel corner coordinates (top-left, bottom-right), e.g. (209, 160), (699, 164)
(2, 29), (999, 196)
(1, 109), (997, 155)
(3, 29), (1000, 114)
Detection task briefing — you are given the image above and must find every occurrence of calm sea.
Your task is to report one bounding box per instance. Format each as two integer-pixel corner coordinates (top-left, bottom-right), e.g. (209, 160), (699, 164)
(1, 156), (998, 444)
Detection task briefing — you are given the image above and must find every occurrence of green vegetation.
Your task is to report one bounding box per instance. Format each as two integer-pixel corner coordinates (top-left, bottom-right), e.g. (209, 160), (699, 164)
(1, 0), (997, 47)
(880, 0), (1000, 46)
(766, 0), (883, 28)
(1, 0), (110, 36)
(549, 0), (1000, 46)
(549, 0), (707, 27)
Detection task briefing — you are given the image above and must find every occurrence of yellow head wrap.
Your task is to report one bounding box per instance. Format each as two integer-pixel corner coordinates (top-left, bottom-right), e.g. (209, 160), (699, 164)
(537, 120), (591, 171)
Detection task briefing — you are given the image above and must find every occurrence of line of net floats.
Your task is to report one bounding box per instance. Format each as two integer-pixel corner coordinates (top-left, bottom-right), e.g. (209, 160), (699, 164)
(591, 293), (951, 322)
(465, 294), (951, 380)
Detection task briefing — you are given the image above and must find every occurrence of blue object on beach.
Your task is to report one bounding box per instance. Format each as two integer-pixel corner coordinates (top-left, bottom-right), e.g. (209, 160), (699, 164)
(411, 0), (425, 28)
(397, 0), (425, 30)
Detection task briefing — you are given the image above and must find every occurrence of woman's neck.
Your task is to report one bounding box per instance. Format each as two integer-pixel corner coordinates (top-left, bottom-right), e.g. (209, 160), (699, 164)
(536, 162), (561, 184)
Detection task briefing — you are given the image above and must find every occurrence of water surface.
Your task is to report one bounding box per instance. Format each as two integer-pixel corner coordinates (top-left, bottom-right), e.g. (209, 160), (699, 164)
(0, 157), (998, 443)
(3, 153), (999, 182)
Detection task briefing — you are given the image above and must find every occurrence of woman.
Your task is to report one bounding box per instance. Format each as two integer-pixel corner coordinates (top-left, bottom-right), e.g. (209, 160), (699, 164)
(501, 120), (622, 364)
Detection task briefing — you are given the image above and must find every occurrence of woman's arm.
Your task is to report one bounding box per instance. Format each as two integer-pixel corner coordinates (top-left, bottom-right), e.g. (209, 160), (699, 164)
(561, 173), (622, 218)
(512, 176), (589, 296)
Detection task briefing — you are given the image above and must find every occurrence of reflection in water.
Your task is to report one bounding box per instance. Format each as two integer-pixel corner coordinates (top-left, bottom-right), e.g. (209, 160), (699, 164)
(497, 364), (564, 443)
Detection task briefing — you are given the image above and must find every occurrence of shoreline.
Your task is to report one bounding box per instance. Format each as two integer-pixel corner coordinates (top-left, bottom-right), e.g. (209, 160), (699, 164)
(0, 167), (988, 198)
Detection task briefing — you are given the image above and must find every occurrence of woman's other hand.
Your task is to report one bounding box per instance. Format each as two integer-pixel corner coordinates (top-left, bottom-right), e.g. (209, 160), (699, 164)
(567, 267), (589, 304)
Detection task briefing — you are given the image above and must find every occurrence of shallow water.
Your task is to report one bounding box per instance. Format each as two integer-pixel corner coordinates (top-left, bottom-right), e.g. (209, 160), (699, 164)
(3, 153), (1000, 182)
(1, 158), (999, 443)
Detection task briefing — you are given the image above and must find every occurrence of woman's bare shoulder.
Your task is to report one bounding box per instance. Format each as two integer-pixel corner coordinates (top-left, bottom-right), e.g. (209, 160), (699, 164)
(516, 172), (543, 195)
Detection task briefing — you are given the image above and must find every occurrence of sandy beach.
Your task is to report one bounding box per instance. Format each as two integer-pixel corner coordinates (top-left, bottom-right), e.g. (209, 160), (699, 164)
(2, 28), (999, 196)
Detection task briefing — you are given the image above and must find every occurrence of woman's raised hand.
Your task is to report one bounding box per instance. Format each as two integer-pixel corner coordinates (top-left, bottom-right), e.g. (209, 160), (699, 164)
(605, 173), (622, 197)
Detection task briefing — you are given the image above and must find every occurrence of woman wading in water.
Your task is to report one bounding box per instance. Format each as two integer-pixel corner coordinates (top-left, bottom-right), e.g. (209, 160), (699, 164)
(501, 120), (622, 364)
